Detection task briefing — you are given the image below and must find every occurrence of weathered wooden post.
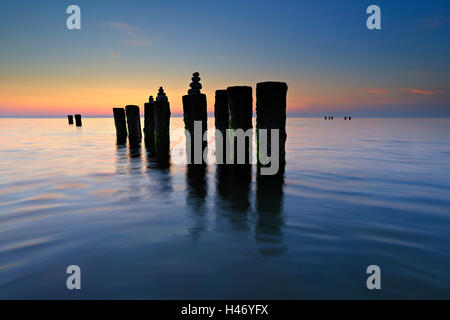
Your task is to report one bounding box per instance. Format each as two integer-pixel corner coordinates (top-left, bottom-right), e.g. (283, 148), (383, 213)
(68, 115), (74, 124)
(227, 86), (253, 164)
(214, 89), (229, 164)
(256, 81), (288, 168)
(154, 87), (171, 155)
(125, 105), (142, 146)
(144, 96), (156, 151)
(113, 108), (127, 145)
(182, 72), (208, 165)
(75, 114), (82, 127)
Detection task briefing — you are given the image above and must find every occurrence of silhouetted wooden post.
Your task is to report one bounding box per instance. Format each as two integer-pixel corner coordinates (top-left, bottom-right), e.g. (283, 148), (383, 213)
(349, 117), (352, 120)
(227, 86), (253, 164)
(125, 105), (142, 146)
(154, 87), (171, 155)
(214, 89), (229, 164)
(182, 73), (207, 164)
(113, 108), (127, 144)
(256, 81), (288, 166)
(68, 115), (74, 124)
(144, 96), (155, 151)
(344, 117), (347, 120)
(75, 114), (82, 127)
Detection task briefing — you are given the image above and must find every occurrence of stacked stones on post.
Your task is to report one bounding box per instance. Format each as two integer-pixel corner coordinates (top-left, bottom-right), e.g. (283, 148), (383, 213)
(144, 95), (156, 152)
(154, 87), (171, 155)
(182, 72), (208, 165)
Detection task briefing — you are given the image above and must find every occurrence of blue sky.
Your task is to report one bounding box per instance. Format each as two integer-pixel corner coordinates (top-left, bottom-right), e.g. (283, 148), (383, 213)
(0, 0), (449, 116)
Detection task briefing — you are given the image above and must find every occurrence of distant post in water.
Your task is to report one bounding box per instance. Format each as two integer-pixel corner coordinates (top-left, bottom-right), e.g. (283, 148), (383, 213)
(154, 87), (171, 155)
(256, 81), (288, 167)
(75, 114), (82, 127)
(144, 96), (156, 151)
(125, 105), (142, 146)
(227, 86), (253, 164)
(113, 108), (127, 145)
(182, 72), (207, 164)
(68, 115), (74, 124)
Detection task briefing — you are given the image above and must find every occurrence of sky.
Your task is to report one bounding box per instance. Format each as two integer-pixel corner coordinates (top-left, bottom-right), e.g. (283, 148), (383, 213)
(0, 0), (449, 117)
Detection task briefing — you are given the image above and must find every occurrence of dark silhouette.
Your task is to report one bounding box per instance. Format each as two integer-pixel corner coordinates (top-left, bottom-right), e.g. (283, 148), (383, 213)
(68, 115), (74, 124)
(154, 87), (171, 155)
(214, 89), (229, 164)
(227, 86), (253, 164)
(75, 114), (82, 127)
(113, 108), (127, 145)
(144, 96), (155, 152)
(125, 105), (142, 146)
(183, 73), (208, 164)
(256, 81), (288, 166)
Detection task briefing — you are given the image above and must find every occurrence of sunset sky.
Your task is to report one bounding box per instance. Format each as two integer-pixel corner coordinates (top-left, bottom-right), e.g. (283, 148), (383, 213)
(0, 0), (449, 116)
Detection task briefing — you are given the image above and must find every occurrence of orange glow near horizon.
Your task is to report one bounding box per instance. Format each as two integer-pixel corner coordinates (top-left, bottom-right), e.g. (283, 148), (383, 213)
(0, 74), (447, 116)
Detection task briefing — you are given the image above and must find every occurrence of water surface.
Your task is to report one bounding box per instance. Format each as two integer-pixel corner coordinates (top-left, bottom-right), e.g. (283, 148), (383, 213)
(0, 117), (449, 299)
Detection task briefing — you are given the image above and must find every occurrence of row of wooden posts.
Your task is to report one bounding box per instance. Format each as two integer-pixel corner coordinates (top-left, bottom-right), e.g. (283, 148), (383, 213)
(67, 114), (82, 126)
(112, 81), (288, 165)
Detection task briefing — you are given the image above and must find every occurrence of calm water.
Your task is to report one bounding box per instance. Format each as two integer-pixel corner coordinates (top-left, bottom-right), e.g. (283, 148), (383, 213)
(0, 117), (449, 299)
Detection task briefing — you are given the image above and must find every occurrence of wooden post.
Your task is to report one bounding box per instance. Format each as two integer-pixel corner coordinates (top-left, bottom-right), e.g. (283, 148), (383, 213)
(144, 96), (155, 151)
(256, 81), (288, 166)
(125, 105), (142, 146)
(154, 88), (171, 155)
(227, 86), (253, 164)
(113, 108), (127, 145)
(214, 90), (228, 133)
(68, 115), (74, 124)
(182, 93), (207, 164)
(75, 114), (82, 127)
(214, 90), (228, 164)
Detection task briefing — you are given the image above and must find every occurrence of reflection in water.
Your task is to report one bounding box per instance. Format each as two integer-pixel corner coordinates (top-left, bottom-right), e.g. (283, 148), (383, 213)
(255, 162), (286, 257)
(128, 145), (143, 175)
(216, 165), (252, 212)
(215, 164), (252, 234)
(186, 164), (208, 241)
(115, 144), (128, 175)
(145, 151), (173, 197)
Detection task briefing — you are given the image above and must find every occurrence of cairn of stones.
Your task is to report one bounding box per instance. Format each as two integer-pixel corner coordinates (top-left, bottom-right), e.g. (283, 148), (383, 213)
(154, 87), (171, 155)
(182, 72), (207, 165)
(144, 95), (155, 151)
